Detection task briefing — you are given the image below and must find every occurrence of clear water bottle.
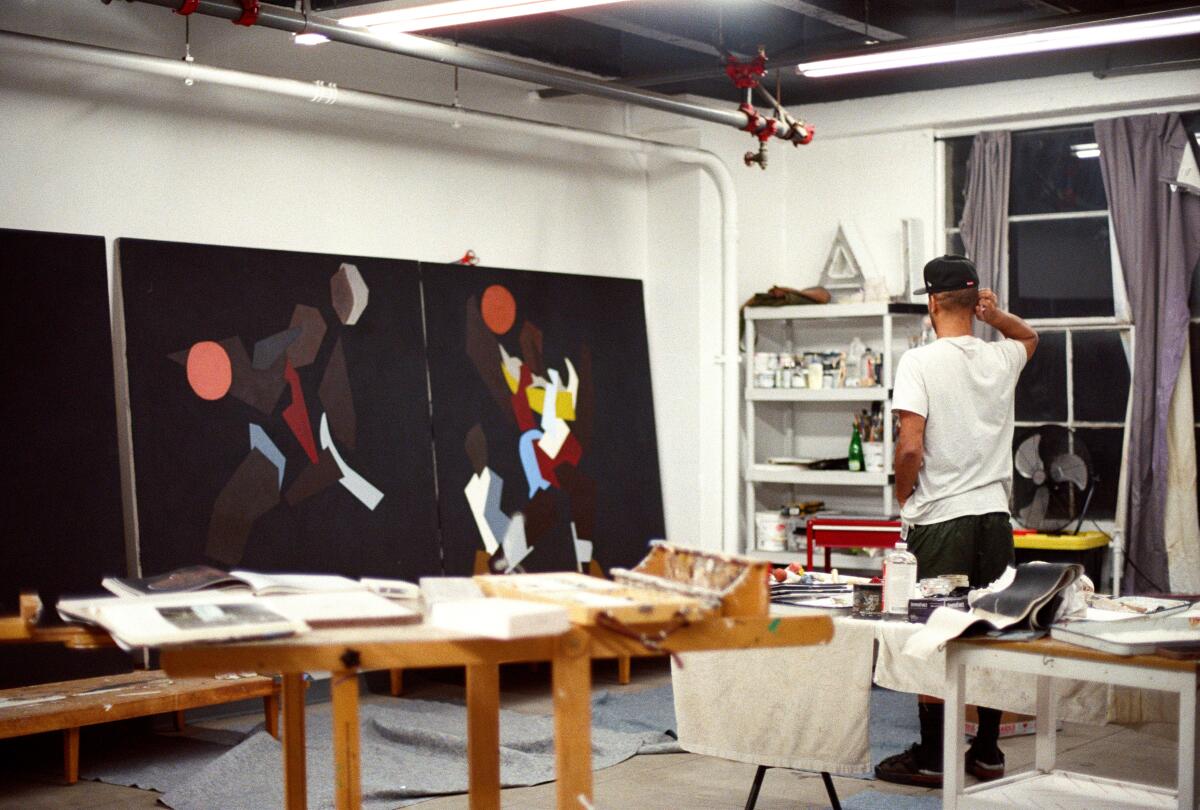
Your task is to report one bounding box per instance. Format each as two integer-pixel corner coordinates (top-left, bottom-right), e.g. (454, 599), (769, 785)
(883, 541), (918, 618)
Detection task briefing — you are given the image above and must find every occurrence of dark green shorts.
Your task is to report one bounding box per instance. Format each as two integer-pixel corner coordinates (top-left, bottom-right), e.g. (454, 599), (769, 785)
(906, 513), (1014, 587)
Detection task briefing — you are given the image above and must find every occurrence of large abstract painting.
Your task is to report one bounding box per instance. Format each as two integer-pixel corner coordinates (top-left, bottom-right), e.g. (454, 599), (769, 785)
(120, 239), (440, 580)
(422, 263), (665, 576)
(0, 228), (129, 686)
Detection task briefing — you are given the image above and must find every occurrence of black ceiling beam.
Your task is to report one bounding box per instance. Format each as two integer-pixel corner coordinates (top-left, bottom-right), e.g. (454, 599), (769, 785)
(757, 0), (905, 41)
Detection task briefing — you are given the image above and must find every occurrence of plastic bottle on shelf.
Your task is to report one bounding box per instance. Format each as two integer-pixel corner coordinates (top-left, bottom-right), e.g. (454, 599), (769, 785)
(847, 337), (865, 385)
(883, 541), (918, 618)
(848, 424), (864, 472)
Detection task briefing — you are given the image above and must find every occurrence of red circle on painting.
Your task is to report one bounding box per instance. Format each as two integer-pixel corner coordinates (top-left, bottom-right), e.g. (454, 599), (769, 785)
(186, 341), (232, 400)
(481, 285), (516, 335)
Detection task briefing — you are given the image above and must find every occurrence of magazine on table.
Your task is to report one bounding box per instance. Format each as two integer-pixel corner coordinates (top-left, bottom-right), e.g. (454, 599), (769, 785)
(102, 565), (418, 600)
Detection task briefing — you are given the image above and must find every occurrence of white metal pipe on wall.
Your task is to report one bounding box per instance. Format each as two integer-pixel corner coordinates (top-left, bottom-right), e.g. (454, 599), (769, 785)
(0, 29), (743, 555)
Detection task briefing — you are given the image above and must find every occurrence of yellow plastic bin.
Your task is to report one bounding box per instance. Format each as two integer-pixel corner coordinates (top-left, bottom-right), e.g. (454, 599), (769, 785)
(1013, 530), (1109, 585)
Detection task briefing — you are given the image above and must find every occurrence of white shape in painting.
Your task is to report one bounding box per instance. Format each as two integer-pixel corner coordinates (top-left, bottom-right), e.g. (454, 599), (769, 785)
(571, 522), (593, 573)
(318, 412), (383, 510)
(464, 468), (501, 555)
(537, 369), (570, 459)
(502, 513), (533, 573)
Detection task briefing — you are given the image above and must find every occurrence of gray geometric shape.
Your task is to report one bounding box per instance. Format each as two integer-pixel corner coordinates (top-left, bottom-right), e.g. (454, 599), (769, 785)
(249, 424), (287, 490)
(252, 327), (302, 371)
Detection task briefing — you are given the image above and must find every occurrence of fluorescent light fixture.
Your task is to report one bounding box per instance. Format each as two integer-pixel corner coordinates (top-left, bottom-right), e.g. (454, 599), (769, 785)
(1071, 142), (1100, 158)
(797, 10), (1200, 77)
(293, 32), (330, 45)
(340, 0), (634, 34)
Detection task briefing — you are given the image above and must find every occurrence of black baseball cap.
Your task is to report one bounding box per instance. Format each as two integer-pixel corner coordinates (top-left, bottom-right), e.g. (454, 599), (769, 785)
(916, 254), (979, 295)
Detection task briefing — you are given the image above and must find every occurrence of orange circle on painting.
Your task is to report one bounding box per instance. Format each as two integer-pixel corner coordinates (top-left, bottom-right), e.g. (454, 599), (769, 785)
(481, 285), (516, 335)
(186, 341), (232, 400)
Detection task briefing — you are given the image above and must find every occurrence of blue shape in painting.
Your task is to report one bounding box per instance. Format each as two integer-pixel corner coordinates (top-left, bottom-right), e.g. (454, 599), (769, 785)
(518, 429), (550, 498)
(249, 423), (287, 489)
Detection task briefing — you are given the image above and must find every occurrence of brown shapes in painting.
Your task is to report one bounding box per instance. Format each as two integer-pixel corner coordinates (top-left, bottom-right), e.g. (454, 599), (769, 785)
(205, 449), (281, 566)
(331, 263), (369, 326)
(284, 447), (342, 506)
(519, 321), (545, 378)
(252, 326), (301, 370)
(557, 464), (596, 543)
(465, 424), (488, 476)
(318, 338), (356, 451)
(465, 296), (515, 423)
(481, 284), (516, 335)
(523, 488), (557, 548)
(185, 341), (233, 401)
(287, 305), (327, 368)
(224, 338), (288, 415)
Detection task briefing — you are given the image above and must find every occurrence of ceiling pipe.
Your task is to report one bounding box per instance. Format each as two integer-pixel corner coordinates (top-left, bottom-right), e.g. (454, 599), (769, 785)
(0, 27), (745, 555)
(127, 0), (810, 145)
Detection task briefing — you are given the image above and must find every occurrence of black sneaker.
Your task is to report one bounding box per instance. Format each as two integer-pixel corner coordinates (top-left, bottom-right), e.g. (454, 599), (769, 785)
(874, 744), (943, 787)
(966, 744), (1005, 781)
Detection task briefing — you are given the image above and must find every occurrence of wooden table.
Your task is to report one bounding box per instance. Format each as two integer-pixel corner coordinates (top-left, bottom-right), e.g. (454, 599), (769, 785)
(943, 636), (1197, 809)
(157, 613), (833, 810)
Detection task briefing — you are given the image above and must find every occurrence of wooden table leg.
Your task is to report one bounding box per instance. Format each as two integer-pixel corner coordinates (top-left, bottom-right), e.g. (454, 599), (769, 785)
(553, 629), (593, 809)
(264, 691), (280, 739)
(389, 668), (403, 697)
(63, 726), (80, 784)
(466, 663), (501, 810)
(617, 656), (631, 685)
(281, 673), (307, 810)
(331, 669), (361, 810)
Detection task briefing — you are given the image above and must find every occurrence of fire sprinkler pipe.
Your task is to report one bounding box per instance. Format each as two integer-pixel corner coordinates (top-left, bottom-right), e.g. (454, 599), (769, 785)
(130, 0), (810, 146)
(0, 28), (745, 555)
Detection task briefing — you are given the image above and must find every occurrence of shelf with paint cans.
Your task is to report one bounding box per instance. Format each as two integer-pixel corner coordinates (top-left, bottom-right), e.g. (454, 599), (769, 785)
(741, 302), (927, 559)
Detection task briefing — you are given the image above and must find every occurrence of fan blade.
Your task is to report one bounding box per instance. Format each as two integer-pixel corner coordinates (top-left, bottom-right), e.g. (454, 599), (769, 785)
(1015, 434), (1044, 480)
(1019, 487), (1050, 529)
(1050, 453), (1089, 490)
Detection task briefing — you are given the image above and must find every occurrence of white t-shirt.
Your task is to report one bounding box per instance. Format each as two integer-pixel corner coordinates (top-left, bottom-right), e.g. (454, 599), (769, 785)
(892, 335), (1028, 526)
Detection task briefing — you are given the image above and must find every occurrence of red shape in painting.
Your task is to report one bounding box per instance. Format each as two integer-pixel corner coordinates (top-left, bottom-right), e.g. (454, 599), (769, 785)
(481, 285), (516, 335)
(186, 340), (233, 400)
(282, 361), (319, 464)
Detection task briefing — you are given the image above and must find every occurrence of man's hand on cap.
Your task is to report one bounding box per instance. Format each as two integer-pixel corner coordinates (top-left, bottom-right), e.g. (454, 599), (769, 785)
(975, 289), (1000, 324)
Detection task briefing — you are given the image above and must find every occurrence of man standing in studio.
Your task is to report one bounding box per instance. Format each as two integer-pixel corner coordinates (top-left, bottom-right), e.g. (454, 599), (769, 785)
(874, 255), (1038, 787)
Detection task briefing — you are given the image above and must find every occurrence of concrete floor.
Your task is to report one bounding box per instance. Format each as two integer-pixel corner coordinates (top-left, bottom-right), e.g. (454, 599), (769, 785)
(0, 657), (1180, 809)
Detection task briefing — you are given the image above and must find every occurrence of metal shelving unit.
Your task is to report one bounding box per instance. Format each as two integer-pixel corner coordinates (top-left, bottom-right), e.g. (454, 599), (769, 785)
(742, 301), (927, 555)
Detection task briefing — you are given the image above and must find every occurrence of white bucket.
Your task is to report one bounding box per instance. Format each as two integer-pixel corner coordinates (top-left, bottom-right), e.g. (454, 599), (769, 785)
(755, 511), (787, 552)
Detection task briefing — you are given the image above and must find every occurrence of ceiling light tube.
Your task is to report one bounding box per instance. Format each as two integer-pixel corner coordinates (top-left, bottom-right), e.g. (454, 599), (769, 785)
(797, 11), (1200, 77)
(341, 0), (633, 33)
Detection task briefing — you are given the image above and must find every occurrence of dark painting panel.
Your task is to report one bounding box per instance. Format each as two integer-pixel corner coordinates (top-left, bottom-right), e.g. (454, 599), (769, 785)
(422, 263), (665, 577)
(119, 239), (440, 581)
(0, 228), (131, 686)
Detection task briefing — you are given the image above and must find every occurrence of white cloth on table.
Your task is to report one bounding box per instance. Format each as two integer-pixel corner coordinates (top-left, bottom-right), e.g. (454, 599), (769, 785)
(671, 610), (875, 776)
(672, 612), (1175, 778)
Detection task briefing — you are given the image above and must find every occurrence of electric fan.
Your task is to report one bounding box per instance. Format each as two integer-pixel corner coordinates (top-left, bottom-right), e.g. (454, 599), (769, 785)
(1012, 426), (1097, 533)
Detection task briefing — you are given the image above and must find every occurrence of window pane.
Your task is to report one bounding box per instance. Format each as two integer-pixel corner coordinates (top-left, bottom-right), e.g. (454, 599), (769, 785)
(1072, 330), (1130, 423)
(1010, 125), (1108, 214)
(1016, 330), (1066, 422)
(947, 136), (973, 227)
(1075, 428), (1123, 521)
(1009, 218), (1114, 318)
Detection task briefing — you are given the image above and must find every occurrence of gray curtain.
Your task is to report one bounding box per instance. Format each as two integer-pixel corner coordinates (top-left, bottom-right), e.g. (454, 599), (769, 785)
(959, 130), (1011, 340)
(1097, 113), (1200, 594)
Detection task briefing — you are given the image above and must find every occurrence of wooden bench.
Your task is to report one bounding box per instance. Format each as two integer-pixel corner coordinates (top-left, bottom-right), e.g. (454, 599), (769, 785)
(0, 670), (279, 784)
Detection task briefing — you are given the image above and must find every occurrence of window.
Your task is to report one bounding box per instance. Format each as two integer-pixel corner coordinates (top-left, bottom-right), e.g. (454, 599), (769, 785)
(941, 123), (1146, 522)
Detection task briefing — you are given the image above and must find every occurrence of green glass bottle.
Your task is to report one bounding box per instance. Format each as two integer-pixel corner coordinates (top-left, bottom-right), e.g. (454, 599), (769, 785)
(848, 425), (864, 472)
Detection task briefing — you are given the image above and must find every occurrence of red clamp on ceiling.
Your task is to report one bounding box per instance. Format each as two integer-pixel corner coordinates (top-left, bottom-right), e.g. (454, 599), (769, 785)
(234, 0), (260, 26)
(738, 101), (760, 134)
(176, 0), (200, 15)
(725, 52), (767, 90)
(789, 121), (814, 145)
(738, 102), (778, 142)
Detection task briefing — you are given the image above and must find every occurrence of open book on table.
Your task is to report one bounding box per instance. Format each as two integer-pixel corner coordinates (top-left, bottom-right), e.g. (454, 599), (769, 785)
(102, 565), (420, 600)
(904, 561), (1084, 658)
(58, 588), (421, 648)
